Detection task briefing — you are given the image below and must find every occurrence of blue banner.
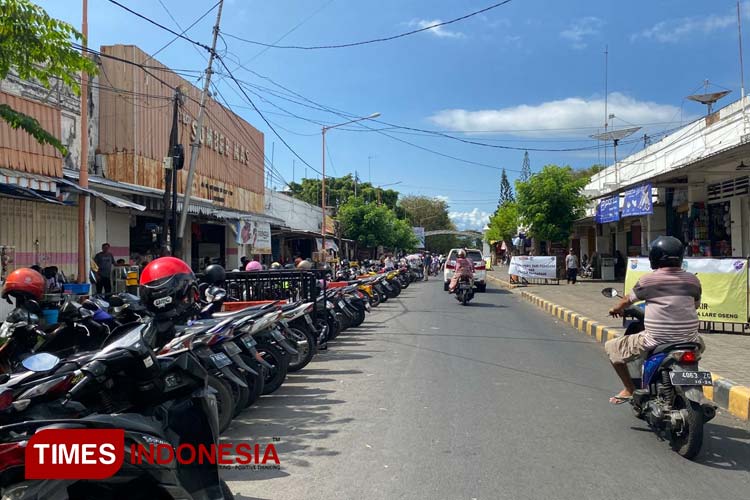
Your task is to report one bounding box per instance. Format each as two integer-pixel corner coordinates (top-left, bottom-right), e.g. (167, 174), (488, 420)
(596, 195), (620, 224)
(622, 183), (653, 217)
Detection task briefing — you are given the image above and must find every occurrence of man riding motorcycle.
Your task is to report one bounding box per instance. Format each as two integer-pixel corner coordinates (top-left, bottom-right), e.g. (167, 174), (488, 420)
(449, 249), (474, 293)
(605, 236), (702, 404)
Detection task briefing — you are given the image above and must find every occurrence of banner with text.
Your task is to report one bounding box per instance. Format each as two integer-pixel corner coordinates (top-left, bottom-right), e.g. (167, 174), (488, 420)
(508, 256), (557, 279)
(596, 195), (620, 223)
(413, 227), (425, 249)
(237, 220), (272, 254)
(622, 183), (653, 217)
(624, 258), (749, 324)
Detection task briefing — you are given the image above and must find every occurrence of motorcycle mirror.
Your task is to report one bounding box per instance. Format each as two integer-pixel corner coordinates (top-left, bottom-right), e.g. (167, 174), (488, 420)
(21, 352), (61, 372)
(601, 287), (619, 298)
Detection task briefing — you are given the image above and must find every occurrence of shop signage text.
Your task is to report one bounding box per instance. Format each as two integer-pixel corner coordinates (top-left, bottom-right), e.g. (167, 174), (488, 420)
(180, 111), (254, 166)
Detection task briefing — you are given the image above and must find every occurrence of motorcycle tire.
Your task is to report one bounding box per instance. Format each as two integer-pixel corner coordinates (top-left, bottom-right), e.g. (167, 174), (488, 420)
(333, 312), (348, 335)
(286, 327), (316, 373)
(390, 281), (401, 297)
(258, 343), (289, 395)
(370, 291), (381, 307)
(221, 479), (235, 500)
(240, 354), (264, 408)
(226, 368), (250, 418)
(670, 397), (704, 459)
(207, 374), (235, 433)
(351, 307), (366, 328)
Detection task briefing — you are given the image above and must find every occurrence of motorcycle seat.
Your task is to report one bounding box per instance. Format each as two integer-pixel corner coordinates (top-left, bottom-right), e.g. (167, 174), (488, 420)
(647, 342), (702, 356)
(212, 303), (274, 318)
(82, 413), (167, 440)
(280, 302), (302, 312)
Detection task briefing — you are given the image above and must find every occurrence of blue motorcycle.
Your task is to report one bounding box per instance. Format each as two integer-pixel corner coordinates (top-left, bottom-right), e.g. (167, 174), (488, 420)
(603, 288), (716, 459)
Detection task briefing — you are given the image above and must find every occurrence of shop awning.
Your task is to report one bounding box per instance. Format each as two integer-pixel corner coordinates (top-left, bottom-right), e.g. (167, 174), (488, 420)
(57, 177), (146, 211)
(0, 168), (66, 204)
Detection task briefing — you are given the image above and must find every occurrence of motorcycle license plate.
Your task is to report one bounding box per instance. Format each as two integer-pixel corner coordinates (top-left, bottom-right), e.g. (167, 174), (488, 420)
(338, 300), (346, 309)
(271, 329), (286, 341)
(224, 342), (241, 356)
(242, 337), (257, 349)
(209, 352), (232, 369)
(669, 371), (713, 386)
(364, 302), (371, 312)
(459, 283), (471, 290)
(304, 315), (315, 327)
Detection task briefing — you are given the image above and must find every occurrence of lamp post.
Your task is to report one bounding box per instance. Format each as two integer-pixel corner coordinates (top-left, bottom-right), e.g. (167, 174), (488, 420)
(321, 113), (380, 263)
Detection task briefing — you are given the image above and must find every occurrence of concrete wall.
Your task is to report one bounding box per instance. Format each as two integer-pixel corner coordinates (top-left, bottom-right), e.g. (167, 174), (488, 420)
(265, 191), (323, 232)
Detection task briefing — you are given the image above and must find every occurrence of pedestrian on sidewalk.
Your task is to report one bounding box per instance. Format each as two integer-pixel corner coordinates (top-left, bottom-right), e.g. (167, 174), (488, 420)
(565, 248), (579, 284)
(423, 253), (432, 281)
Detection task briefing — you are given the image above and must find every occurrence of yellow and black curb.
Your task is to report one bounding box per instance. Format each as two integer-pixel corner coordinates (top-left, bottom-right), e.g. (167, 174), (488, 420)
(518, 290), (750, 421)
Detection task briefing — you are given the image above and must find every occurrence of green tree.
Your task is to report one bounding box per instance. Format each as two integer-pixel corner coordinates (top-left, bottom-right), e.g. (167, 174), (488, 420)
(399, 195), (458, 254)
(0, 0), (97, 154)
(572, 164), (605, 182)
(337, 198), (417, 251)
(486, 202), (519, 245)
(497, 168), (514, 209)
(287, 175), (400, 211)
(515, 165), (589, 243)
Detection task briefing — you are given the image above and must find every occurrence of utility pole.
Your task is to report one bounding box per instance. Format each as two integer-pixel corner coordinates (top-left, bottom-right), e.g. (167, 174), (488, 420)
(170, 89), (183, 247)
(77, 0), (90, 283)
(162, 87), (180, 250)
(176, 0), (224, 258)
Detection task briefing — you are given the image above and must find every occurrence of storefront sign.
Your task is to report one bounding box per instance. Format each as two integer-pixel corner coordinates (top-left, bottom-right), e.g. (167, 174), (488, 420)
(622, 184), (653, 217)
(315, 238), (339, 251)
(596, 195), (620, 223)
(625, 258), (749, 324)
(412, 227), (425, 249)
(508, 256), (557, 279)
(237, 220), (272, 254)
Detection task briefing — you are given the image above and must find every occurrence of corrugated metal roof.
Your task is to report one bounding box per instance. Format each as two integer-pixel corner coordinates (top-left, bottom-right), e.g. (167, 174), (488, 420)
(0, 92), (62, 177)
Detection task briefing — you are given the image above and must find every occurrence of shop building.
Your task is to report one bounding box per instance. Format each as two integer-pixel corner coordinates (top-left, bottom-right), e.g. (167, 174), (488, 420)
(89, 45), (274, 271)
(577, 96), (750, 267)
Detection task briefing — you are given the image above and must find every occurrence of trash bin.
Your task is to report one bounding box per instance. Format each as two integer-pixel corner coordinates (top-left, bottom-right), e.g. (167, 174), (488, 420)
(600, 258), (615, 281)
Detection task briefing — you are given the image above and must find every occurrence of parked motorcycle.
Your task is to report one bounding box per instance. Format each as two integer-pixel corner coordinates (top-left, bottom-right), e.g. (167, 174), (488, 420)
(602, 287), (716, 459)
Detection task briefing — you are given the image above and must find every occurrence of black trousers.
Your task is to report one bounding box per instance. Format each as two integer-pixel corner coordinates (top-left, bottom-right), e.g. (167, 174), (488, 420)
(96, 277), (112, 294)
(566, 268), (578, 284)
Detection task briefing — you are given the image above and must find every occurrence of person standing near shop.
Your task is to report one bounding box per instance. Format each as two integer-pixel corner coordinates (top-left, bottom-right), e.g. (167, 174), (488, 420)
(565, 248), (579, 285)
(94, 243), (115, 294)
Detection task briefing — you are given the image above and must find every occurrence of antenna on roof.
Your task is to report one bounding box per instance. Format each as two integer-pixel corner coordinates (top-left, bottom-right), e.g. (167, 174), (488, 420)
(590, 123), (641, 187)
(687, 80), (731, 115)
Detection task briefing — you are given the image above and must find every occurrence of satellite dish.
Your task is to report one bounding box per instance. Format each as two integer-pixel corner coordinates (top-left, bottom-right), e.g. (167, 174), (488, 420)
(590, 126), (642, 144)
(687, 90), (731, 115)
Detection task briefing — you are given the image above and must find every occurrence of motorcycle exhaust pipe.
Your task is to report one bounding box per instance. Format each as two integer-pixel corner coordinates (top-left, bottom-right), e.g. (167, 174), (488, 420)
(702, 404), (717, 422)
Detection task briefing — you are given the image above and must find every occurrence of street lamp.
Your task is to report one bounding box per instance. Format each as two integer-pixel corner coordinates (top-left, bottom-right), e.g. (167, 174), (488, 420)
(321, 112), (381, 262)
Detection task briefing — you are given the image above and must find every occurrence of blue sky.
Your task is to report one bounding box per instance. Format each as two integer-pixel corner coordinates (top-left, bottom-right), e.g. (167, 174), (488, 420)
(36, 0), (750, 229)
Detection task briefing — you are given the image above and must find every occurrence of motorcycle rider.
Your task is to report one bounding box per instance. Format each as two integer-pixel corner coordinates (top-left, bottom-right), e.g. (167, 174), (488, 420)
(606, 236), (702, 404)
(449, 249), (474, 293)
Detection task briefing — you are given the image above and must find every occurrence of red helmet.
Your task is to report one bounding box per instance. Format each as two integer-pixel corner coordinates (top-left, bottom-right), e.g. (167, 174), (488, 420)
(1, 268), (45, 301)
(140, 257), (196, 319)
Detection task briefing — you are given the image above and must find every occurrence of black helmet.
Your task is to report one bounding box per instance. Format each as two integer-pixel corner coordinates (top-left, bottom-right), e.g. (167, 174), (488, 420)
(648, 236), (684, 270)
(204, 264), (226, 285)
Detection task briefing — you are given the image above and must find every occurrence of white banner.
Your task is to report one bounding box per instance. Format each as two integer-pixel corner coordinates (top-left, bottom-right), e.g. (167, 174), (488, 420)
(237, 220), (272, 254)
(508, 256), (557, 279)
(412, 227), (425, 249)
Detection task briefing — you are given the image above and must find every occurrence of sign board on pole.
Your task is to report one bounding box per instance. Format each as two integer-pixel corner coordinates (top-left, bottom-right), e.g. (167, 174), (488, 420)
(236, 220), (272, 254)
(412, 227), (425, 249)
(508, 256), (557, 279)
(622, 183), (653, 217)
(596, 195), (620, 223)
(624, 258), (749, 324)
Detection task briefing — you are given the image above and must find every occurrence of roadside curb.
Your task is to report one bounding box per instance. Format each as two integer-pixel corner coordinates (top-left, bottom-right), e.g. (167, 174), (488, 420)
(486, 273), (518, 290)
(518, 290), (750, 421)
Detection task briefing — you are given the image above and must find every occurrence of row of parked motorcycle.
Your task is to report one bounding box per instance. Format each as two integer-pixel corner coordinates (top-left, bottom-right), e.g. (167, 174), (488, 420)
(0, 257), (420, 499)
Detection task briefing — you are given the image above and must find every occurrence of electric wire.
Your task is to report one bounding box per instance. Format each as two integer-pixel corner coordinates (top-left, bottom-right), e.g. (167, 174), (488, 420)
(222, 0), (513, 50)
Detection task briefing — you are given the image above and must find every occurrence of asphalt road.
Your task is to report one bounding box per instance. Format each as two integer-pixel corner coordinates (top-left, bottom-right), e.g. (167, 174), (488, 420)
(224, 279), (750, 500)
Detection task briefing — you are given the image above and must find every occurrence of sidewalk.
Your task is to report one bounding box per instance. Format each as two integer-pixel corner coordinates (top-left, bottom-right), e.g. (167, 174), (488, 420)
(487, 266), (750, 420)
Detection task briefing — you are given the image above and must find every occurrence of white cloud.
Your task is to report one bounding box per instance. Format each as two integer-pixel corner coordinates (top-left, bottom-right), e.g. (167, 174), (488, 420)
(435, 195), (450, 203)
(632, 3), (748, 43)
(409, 19), (464, 39)
(560, 16), (604, 49)
(428, 92), (685, 137)
(449, 208), (491, 231)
